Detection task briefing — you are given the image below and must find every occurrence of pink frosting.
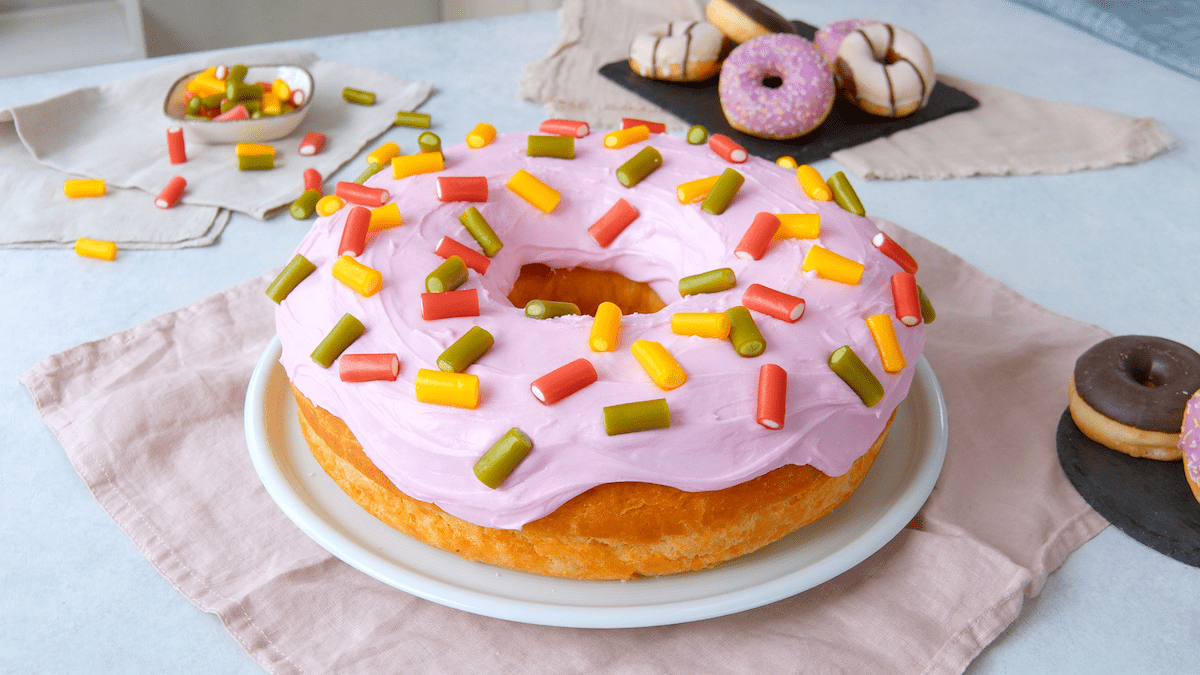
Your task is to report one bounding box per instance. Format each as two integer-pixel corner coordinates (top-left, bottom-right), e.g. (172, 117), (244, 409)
(718, 33), (835, 139)
(814, 19), (881, 64)
(1180, 391), (1200, 489)
(275, 131), (925, 530)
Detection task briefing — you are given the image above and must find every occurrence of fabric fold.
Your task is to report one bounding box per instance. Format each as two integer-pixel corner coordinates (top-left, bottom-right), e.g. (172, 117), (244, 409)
(21, 222), (1108, 674)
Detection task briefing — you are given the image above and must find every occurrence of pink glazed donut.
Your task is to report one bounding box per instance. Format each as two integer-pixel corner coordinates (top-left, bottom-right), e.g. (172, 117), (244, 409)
(814, 18), (881, 64)
(1180, 390), (1200, 504)
(718, 33), (835, 140)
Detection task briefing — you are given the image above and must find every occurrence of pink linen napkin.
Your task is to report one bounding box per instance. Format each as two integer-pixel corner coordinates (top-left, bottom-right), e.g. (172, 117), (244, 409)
(20, 223), (1108, 674)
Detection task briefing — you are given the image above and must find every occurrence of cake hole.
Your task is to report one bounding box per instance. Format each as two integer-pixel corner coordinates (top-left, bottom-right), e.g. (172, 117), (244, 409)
(761, 75), (784, 89)
(1125, 349), (1165, 388)
(507, 263), (666, 316)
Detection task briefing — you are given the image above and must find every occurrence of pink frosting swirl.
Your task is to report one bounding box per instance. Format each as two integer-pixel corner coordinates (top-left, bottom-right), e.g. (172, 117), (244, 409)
(1180, 391), (1200, 491)
(276, 132), (924, 530)
(718, 33), (835, 139)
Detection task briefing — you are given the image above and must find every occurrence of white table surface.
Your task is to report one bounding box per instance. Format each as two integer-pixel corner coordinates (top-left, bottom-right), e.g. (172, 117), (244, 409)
(3, 2), (1197, 672)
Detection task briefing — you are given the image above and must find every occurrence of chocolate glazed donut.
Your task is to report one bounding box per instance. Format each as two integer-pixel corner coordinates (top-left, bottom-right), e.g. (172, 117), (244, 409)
(705, 0), (797, 44)
(1069, 335), (1200, 460)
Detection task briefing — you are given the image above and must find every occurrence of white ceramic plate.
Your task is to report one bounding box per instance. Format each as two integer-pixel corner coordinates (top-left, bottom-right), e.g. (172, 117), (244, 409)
(163, 65), (313, 144)
(245, 336), (948, 628)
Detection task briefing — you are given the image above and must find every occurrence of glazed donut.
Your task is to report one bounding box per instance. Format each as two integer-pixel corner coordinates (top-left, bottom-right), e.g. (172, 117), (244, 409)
(834, 23), (935, 118)
(718, 34), (834, 140)
(628, 20), (728, 83)
(705, 0), (796, 44)
(1068, 335), (1200, 460)
(1179, 391), (1200, 503)
(814, 18), (881, 64)
(274, 130), (926, 579)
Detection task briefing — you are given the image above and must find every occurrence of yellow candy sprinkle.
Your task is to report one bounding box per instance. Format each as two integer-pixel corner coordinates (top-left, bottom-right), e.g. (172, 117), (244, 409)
(271, 78), (291, 100)
(466, 122), (497, 149)
(802, 245), (864, 285)
(774, 213), (821, 239)
(776, 156), (798, 169)
(63, 179), (105, 198)
(260, 91), (282, 115)
(415, 368), (480, 409)
(74, 237), (116, 260)
(866, 314), (906, 374)
(589, 301), (622, 352)
(235, 143), (275, 157)
(315, 194), (345, 216)
(631, 340), (687, 391)
(367, 142), (401, 167)
(506, 169), (560, 213)
(797, 165), (833, 201)
(676, 175), (720, 204)
(331, 255), (383, 297)
(185, 67), (225, 97)
(670, 312), (732, 339)
(604, 125), (649, 149)
(368, 202), (403, 231)
(392, 152), (444, 179)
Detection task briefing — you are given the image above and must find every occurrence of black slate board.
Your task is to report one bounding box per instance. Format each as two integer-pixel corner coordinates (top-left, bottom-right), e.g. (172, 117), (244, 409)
(1056, 409), (1200, 567)
(599, 20), (980, 164)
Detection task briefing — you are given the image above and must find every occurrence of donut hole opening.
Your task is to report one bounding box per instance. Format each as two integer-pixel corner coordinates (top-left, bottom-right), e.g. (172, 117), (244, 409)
(761, 75), (784, 89)
(1125, 349), (1166, 388)
(507, 263), (666, 316)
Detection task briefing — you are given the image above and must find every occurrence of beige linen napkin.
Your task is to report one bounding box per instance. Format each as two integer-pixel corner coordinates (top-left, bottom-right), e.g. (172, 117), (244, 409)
(521, 0), (1172, 179)
(20, 223), (1108, 675)
(0, 47), (432, 248)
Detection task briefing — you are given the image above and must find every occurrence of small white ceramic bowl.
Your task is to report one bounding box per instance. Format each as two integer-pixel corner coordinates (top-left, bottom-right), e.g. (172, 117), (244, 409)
(163, 64), (314, 144)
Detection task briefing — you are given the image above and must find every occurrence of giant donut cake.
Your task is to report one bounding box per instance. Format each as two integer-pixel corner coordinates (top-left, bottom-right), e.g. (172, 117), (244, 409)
(274, 129), (927, 579)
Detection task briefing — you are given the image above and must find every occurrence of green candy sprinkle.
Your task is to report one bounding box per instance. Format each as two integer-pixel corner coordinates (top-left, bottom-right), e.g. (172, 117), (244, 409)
(238, 153), (274, 171)
(686, 124), (708, 144)
(918, 285), (936, 324)
(473, 428), (534, 489)
(459, 206), (503, 257)
(524, 300), (580, 320)
(700, 168), (744, 215)
(417, 131), (442, 154)
(437, 326), (494, 373)
(343, 87), (376, 105)
(394, 111), (431, 128)
(829, 345), (884, 407)
(827, 171), (865, 216)
(311, 314), (366, 368)
(615, 146), (662, 188)
(226, 81), (263, 103)
(425, 255), (469, 293)
(264, 254), (316, 304)
(354, 161), (384, 184)
(724, 306), (765, 358)
(527, 135), (575, 159)
(603, 399), (670, 436)
(288, 189), (321, 220)
(678, 267), (736, 297)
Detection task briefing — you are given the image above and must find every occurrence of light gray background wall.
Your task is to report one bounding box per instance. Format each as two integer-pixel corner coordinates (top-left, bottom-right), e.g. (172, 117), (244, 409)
(0, 0), (562, 60)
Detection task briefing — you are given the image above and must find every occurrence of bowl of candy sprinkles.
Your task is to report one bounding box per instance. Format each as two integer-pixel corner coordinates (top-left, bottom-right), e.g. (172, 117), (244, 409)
(164, 64), (314, 144)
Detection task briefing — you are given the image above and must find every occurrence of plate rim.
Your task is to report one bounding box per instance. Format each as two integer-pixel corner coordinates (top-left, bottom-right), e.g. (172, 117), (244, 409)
(245, 335), (948, 628)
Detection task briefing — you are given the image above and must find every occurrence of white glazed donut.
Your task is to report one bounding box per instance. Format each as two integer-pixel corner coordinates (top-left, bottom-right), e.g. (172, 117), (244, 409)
(834, 23), (935, 118)
(629, 20), (728, 82)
